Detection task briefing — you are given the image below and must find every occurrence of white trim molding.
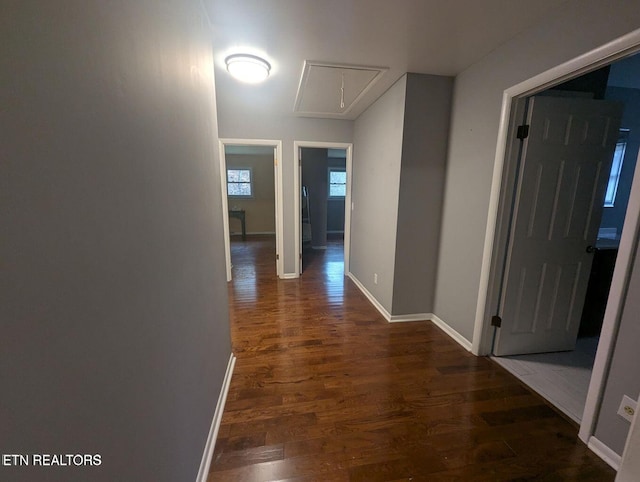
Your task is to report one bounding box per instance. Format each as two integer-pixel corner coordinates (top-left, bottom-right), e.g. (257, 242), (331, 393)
(218, 141), (232, 282)
(429, 314), (473, 352)
(346, 271), (391, 320)
(580, 148), (640, 444)
(587, 436), (621, 471)
(346, 272), (472, 351)
(281, 273), (299, 280)
(196, 353), (236, 482)
(389, 313), (431, 323)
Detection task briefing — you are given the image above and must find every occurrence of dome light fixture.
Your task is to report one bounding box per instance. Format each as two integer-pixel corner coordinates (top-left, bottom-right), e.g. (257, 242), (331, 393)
(225, 54), (271, 84)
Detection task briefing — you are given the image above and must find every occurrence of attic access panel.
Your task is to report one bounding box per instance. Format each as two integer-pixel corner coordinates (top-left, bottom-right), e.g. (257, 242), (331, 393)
(294, 61), (387, 118)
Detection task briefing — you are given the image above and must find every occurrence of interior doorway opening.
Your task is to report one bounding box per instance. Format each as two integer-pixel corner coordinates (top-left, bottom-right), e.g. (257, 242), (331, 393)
(218, 139), (284, 281)
(294, 141), (353, 278)
(299, 147), (347, 274)
(486, 51), (640, 431)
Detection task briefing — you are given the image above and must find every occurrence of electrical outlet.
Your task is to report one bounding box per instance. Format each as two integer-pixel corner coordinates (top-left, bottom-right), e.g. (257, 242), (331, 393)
(617, 395), (637, 423)
(374, 273), (378, 284)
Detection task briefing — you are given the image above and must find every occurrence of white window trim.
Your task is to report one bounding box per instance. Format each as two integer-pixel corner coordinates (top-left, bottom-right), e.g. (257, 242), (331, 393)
(328, 166), (346, 199)
(226, 166), (254, 198)
(604, 129), (630, 208)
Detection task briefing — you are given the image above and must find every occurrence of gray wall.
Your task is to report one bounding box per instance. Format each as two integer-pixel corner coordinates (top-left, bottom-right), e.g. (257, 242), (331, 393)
(301, 148), (329, 248)
(350, 76), (407, 312)
(226, 153), (276, 234)
(617, 397), (640, 481)
(0, 2), (231, 481)
(600, 87), (640, 235)
(595, 238), (640, 454)
(392, 74), (453, 315)
(350, 73), (452, 316)
(217, 102), (352, 275)
(434, 0), (640, 341)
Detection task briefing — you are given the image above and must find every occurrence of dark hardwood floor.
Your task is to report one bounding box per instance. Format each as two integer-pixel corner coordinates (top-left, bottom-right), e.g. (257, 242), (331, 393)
(210, 235), (615, 481)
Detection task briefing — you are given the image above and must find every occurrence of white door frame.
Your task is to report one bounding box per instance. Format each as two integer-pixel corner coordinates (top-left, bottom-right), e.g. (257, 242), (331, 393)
(293, 141), (353, 277)
(218, 138), (284, 281)
(473, 28), (640, 448)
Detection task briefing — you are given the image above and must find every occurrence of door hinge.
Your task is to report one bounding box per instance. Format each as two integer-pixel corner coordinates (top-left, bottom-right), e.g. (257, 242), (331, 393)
(516, 124), (530, 140)
(276, 254), (279, 260)
(491, 315), (502, 328)
(299, 253), (302, 259)
(274, 158), (278, 166)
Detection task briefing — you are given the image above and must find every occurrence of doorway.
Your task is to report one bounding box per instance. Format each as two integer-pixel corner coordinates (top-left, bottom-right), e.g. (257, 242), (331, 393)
(218, 139), (284, 281)
(486, 53), (640, 428)
(293, 141), (353, 277)
(299, 147), (347, 274)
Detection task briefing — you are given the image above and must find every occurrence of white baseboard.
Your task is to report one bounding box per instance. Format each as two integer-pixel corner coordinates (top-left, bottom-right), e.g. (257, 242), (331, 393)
(311, 246), (328, 250)
(588, 436), (621, 471)
(428, 314), (473, 351)
(346, 272), (392, 320)
(230, 231), (275, 236)
(345, 273), (473, 352)
(195, 353), (236, 482)
(389, 313), (431, 323)
(281, 273), (299, 280)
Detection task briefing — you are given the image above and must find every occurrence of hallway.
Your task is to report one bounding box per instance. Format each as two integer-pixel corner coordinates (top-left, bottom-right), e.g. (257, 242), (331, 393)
(210, 237), (614, 481)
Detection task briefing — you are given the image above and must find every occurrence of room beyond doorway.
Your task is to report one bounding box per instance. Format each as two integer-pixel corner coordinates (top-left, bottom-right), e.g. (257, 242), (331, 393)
(219, 139), (284, 281)
(294, 141), (353, 277)
(300, 147), (347, 274)
(487, 52), (640, 430)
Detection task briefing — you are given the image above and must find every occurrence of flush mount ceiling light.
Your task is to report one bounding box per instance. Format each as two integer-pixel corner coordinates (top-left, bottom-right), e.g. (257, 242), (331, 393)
(225, 54), (271, 84)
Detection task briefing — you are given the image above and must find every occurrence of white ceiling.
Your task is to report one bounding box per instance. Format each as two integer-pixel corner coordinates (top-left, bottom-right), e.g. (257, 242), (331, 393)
(204, 0), (569, 121)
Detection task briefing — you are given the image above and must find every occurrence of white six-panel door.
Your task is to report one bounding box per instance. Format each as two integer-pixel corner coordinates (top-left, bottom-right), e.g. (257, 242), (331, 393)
(494, 96), (623, 356)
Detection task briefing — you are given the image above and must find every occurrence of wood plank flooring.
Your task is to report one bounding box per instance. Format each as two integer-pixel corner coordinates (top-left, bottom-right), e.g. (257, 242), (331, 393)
(210, 236), (615, 481)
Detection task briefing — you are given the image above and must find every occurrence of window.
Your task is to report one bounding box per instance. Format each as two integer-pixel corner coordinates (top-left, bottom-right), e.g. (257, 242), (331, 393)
(227, 168), (252, 197)
(604, 129), (629, 208)
(328, 168), (346, 198)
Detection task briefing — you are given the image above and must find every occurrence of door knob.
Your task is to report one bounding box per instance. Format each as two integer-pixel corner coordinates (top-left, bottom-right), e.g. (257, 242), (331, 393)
(586, 245), (597, 254)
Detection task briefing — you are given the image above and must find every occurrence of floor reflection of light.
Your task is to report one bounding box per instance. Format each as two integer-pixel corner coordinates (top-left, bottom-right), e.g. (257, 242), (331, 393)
(231, 257), (258, 303)
(324, 261), (344, 278)
(324, 260), (344, 303)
